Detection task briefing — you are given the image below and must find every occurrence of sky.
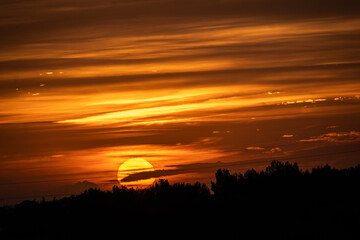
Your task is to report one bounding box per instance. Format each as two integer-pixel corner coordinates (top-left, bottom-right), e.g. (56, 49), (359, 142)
(1, 0), (360, 205)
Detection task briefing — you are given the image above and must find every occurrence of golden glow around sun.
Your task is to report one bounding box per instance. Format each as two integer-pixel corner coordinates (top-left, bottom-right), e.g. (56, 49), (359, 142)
(117, 158), (155, 187)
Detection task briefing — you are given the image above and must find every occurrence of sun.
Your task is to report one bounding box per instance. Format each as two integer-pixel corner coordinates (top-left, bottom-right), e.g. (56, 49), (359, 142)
(117, 158), (155, 187)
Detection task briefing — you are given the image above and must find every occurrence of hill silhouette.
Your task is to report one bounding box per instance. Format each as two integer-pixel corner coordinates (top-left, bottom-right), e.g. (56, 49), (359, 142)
(0, 161), (359, 239)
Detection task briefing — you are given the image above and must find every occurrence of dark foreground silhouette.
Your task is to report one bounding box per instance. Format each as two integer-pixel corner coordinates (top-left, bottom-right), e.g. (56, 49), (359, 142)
(0, 161), (359, 239)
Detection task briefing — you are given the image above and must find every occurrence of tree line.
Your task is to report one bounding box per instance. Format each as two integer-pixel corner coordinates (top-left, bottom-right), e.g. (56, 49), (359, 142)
(0, 160), (359, 239)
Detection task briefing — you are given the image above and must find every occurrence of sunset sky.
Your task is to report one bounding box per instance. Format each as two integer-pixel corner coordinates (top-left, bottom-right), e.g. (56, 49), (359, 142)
(1, 0), (360, 205)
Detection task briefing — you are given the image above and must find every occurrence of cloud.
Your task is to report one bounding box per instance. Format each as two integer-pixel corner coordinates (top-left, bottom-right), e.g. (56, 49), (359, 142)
(282, 134), (294, 138)
(299, 131), (360, 143)
(120, 161), (224, 183)
(246, 147), (265, 150)
(265, 147), (283, 154)
(1, 0), (360, 57)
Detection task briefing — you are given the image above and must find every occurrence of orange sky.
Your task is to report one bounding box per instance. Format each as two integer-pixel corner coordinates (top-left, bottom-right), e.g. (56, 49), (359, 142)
(1, 0), (360, 205)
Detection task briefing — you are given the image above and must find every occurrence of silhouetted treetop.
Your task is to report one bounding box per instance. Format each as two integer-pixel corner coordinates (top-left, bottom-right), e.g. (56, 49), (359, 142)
(265, 160), (301, 177)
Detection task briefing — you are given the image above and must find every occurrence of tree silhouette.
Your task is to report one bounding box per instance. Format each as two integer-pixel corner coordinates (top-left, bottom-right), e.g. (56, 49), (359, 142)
(0, 160), (359, 239)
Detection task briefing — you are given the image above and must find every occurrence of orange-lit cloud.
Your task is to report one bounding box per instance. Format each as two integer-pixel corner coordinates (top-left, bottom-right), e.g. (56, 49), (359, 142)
(282, 134), (294, 138)
(299, 131), (360, 143)
(246, 147), (265, 150)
